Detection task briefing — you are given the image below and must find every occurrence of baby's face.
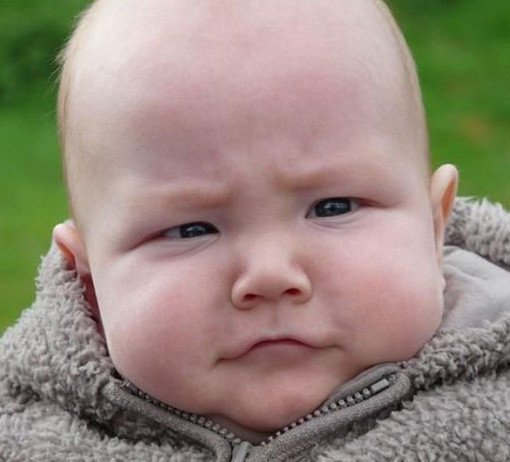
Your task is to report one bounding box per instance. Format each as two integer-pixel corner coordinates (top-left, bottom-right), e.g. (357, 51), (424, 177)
(60, 0), (452, 437)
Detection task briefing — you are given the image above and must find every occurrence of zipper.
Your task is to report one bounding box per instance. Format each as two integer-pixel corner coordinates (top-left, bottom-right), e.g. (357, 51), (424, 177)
(122, 381), (244, 446)
(256, 374), (394, 446)
(123, 373), (395, 461)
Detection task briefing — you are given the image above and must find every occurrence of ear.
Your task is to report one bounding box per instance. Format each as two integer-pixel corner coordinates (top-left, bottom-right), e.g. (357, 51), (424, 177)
(53, 222), (103, 335)
(53, 221), (90, 276)
(430, 164), (458, 265)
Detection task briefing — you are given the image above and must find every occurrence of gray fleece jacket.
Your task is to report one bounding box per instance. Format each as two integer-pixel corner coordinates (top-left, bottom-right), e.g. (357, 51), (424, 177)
(1, 198), (509, 461)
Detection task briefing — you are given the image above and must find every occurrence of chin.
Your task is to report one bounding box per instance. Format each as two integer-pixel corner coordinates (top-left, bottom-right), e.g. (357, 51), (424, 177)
(234, 390), (326, 433)
(209, 369), (345, 435)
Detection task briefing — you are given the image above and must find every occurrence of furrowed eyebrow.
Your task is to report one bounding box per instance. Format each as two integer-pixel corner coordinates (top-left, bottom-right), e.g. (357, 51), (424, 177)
(116, 183), (233, 238)
(146, 183), (233, 210)
(274, 159), (388, 192)
(276, 167), (335, 191)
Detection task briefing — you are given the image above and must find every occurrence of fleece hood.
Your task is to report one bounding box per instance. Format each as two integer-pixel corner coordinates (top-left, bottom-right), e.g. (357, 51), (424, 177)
(1, 198), (509, 461)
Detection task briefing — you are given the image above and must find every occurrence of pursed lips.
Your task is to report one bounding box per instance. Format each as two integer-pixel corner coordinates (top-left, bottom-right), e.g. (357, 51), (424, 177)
(221, 337), (315, 361)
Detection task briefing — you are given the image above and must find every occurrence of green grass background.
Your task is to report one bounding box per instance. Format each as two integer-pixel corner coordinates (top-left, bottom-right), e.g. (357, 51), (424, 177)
(1, 0), (509, 332)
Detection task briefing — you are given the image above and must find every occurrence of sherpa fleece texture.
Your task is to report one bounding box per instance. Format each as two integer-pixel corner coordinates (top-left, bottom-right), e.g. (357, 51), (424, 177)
(0, 198), (509, 461)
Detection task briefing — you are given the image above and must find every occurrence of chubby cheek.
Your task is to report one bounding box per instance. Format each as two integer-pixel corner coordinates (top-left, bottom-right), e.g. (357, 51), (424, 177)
(351, 262), (443, 362)
(316, 216), (444, 364)
(91, 254), (229, 392)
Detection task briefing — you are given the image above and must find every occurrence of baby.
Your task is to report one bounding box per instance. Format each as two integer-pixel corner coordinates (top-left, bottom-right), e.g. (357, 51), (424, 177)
(54, 0), (458, 435)
(1, 0), (509, 460)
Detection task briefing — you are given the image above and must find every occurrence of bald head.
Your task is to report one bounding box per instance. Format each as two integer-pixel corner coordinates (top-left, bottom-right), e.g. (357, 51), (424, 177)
(57, 0), (428, 233)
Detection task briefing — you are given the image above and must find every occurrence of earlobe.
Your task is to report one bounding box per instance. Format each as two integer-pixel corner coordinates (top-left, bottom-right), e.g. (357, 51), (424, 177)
(430, 164), (459, 264)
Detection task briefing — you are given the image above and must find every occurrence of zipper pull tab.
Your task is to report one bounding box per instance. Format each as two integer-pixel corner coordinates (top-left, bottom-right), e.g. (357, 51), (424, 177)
(231, 441), (253, 462)
(370, 377), (390, 395)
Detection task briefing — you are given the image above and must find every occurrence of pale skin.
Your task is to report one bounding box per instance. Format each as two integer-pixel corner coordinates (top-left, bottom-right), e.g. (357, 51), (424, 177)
(54, 0), (458, 443)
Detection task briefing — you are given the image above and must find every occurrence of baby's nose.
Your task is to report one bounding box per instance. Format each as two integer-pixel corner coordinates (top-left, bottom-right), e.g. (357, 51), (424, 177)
(230, 251), (312, 310)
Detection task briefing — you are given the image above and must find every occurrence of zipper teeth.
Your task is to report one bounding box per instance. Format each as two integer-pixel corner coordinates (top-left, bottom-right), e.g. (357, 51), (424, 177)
(122, 381), (243, 445)
(122, 373), (396, 448)
(259, 373), (396, 446)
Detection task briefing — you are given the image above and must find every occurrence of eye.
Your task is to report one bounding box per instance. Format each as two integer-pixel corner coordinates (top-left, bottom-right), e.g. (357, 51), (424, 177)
(163, 221), (219, 239)
(307, 197), (357, 218)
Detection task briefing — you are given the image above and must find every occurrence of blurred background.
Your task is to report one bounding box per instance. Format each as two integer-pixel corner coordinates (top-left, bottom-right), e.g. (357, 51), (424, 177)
(1, 0), (509, 333)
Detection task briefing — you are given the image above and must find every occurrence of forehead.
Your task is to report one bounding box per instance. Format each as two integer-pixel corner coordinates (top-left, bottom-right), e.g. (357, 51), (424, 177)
(69, 0), (415, 136)
(66, 0), (425, 228)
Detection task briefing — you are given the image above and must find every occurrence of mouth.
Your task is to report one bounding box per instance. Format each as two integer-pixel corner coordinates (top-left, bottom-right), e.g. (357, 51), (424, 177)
(223, 337), (315, 361)
(250, 338), (308, 350)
